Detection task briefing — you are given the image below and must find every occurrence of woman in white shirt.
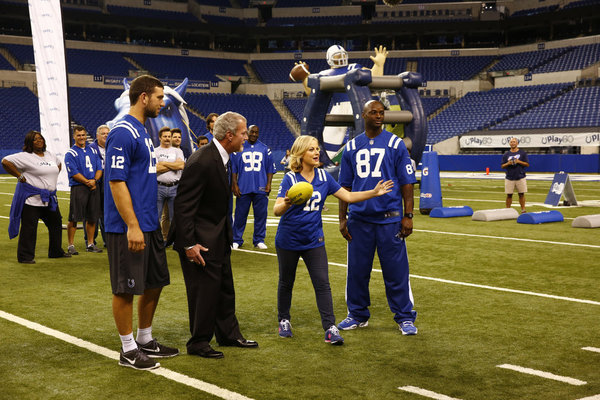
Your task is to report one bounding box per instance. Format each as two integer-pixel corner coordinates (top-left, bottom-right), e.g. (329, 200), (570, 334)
(2, 131), (70, 263)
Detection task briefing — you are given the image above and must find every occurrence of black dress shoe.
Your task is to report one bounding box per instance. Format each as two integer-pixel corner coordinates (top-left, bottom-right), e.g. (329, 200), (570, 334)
(18, 260), (35, 264)
(189, 346), (224, 359)
(220, 338), (259, 348)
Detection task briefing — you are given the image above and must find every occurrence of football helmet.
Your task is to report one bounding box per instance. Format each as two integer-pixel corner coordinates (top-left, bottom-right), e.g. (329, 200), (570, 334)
(326, 45), (348, 68)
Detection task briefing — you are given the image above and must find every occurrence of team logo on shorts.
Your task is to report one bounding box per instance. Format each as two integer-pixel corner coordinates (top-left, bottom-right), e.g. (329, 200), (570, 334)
(127, 278), (135, 288)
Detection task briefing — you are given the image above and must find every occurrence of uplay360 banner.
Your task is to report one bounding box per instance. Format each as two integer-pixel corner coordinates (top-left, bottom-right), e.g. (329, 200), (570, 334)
(459, 132), (600, 148)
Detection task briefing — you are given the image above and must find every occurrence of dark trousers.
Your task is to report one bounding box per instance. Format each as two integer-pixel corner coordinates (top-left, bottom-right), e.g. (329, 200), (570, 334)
(276, 245), (335, 331)
(178, 250), (243, 352)
(18, 204), (64, 262)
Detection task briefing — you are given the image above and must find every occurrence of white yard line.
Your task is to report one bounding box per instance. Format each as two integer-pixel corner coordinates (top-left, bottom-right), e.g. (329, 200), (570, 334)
(576, 395), (600, 400)
(0, 310), (254, 400)
(235, 249), (600, 306)
(582, 347), (600, 353)
(398, 386), (462, 400)
(496, 364), (587, 386)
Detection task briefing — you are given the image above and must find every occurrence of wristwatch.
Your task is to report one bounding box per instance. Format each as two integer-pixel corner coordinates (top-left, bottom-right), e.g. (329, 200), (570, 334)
(404, 213), (413, 219)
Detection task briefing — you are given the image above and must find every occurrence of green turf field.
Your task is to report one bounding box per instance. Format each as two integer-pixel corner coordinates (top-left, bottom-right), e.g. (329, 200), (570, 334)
(1, 173), (599, 400)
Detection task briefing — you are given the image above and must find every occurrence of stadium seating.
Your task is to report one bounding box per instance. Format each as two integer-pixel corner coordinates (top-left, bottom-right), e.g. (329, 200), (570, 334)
(266, 15), (362, 27)
(427, 83), (573, 144)
(416, 56), (495, 81)
(126, 53), (248, 81)
(509, 5), (559, 18)
(185, 93), (295, 151)
(68, 88), (123, 135)
(275, 0), (342, 6)
(194, 0), (232, 6)
(0, 87), (40, 150)
(489, 47), (572, 72)
(532, 43), (600, 73)
(491, 86), (600, 130)
(0, 53), (14, 70)
(2, 43), (34, 65)
(107, 5), (199, 21)
(564, 0), (600, 9)
(66, 49), (137, 76)
(202, 15), (243, 25)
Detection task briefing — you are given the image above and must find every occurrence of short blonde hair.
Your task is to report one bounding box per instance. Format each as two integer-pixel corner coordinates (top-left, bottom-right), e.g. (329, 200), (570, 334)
(289, 135), (319, 173)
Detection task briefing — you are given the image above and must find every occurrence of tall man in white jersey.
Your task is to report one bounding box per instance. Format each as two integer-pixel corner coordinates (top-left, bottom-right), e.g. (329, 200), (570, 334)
(337, 100), (418, 336)
(105, 75), (179, 370)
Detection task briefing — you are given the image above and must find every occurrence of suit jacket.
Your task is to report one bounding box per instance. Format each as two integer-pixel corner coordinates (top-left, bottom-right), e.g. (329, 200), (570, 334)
(171, 141), (232, 262)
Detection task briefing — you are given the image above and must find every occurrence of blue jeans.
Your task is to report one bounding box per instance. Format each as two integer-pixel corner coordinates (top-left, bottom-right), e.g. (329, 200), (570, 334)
(157, 184), (177, 224)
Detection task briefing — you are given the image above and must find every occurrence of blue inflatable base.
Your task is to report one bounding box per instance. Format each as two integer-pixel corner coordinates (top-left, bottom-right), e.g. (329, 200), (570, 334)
(430, 206), (474, 218)
(517, 210), (564, 224)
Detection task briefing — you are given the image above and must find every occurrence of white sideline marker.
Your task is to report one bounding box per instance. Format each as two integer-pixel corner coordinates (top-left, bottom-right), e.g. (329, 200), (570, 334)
(398, 386), (462, 400)
(576, 395), (600, 400)
(0, 310), (254, 400)
(582, 347), (600, 353)
(497, 364), (587, 386)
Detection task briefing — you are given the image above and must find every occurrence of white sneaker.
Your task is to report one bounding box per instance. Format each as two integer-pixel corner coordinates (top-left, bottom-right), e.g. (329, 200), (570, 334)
(255, 242), (268, 250)
(232, 243), (240, 250)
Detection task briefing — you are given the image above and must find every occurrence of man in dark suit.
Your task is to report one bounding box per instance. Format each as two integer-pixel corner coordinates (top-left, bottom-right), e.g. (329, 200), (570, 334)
(172, 111), (258, 359)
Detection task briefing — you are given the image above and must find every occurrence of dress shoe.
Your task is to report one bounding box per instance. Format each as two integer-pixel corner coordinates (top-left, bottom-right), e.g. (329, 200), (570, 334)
(220, 338), (258, 348)
(18, 260), (35, 264)
(189, 346), (224, 359)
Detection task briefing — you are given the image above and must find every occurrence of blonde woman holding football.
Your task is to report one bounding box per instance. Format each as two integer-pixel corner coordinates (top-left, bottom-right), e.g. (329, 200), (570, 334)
(273, 135), (392, 345)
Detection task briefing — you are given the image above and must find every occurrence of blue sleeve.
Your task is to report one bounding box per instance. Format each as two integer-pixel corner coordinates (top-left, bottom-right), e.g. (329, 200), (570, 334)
(395, 145), (416, 185)
(277, 174), (293, 199)
(105, 129), (133, 182)
(231, 152), (240, 174)
(266, 148), (276, 174)
(326, 171), (341, 195)
(63, 151), (79, 178)
(338, 148), (354, 188)
(521, 151), (529, 163)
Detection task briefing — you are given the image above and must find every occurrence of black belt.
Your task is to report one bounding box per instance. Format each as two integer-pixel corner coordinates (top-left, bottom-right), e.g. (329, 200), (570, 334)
(158, 181), (179, 187)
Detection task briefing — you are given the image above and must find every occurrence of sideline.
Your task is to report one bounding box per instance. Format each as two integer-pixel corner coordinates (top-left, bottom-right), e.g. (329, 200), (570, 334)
(0, 310), (254, 400)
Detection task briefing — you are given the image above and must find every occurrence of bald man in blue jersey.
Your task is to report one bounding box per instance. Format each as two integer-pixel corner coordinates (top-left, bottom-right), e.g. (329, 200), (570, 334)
(337, 100), (418, 336)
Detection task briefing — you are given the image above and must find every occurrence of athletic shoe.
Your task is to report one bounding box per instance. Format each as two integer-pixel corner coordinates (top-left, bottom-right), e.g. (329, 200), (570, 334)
(86, 244), (103, 253)
(232, 243), (240, 250)
(337, 316), (368, 330)
(278, 319), (292, 338)
(399, 321), (418, 336)
(324, 325), (344, 345)
(67, 245), (78, 256)
(255, 242), (268, 250)
(137, 339), (180, 358)
(119, 348), (160, 370)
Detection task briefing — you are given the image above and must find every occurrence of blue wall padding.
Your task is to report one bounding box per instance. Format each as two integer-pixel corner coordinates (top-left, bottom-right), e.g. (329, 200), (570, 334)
(430, 206), (474, 218)
(517, 210), (564, 224)
(437, 154), (599, 173)
(419, 151), (443, 210)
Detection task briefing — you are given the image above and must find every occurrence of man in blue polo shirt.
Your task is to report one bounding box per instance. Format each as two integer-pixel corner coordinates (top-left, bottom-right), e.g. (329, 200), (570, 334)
(231, 124), (275, 250)
(64, 125), (103, 255)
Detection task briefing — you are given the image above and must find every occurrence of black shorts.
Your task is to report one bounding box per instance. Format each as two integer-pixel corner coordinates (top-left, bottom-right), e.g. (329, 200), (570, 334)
(69, 185), (100, 222)
(107, 229), (170, 295)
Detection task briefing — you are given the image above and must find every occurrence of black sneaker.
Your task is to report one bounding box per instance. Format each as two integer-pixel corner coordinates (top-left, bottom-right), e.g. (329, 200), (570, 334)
(86, 244), (103, 253)
(137, 339), (179, 358)
(119, 348), (160, 370)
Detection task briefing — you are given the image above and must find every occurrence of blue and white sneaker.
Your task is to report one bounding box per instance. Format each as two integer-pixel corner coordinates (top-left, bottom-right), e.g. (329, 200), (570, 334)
(324, 326), (344, 345)
(399, 321), (418, 336)
(337, 316), (368, 330)
(278, 319), (293, 338)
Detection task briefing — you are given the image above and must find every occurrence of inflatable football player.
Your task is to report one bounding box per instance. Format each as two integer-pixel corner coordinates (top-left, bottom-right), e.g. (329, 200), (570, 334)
(298, 45), (388, 162)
